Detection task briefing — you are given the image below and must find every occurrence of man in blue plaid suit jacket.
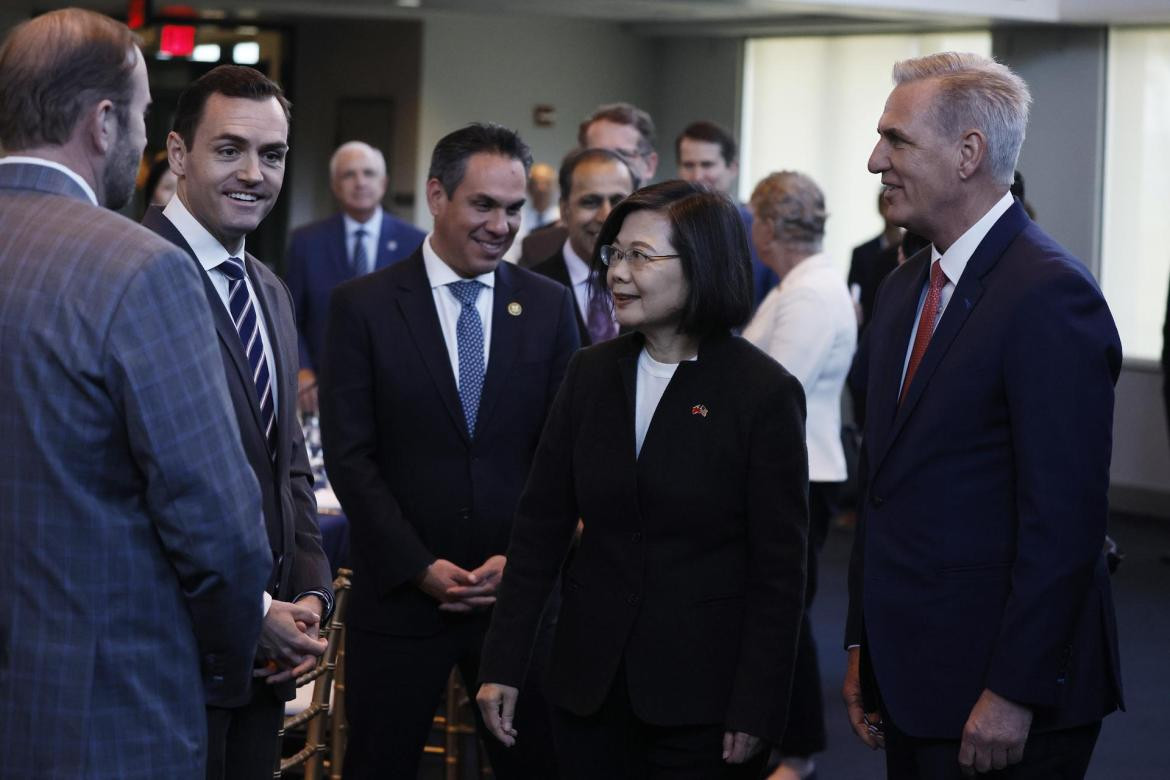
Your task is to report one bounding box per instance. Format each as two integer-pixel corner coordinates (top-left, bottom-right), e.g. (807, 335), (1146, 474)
(0, 11), (271, 779)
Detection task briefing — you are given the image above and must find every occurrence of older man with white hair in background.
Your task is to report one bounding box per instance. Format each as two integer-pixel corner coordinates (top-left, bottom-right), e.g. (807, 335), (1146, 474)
(844, 52), (1123, 779)
(285, 140), (424, 412)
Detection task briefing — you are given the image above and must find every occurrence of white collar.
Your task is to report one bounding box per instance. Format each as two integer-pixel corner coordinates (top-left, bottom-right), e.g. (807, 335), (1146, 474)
(0, 155), (98, 205)
(421, 233), (496, 290)
(163, 194), (246, 272)
(931, 190), (1015, 284)
(561, 238), (592, 287)
(343, 207), (382, 236)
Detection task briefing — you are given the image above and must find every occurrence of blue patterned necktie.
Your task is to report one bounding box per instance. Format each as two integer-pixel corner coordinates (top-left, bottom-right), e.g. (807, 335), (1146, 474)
(448, 280), (485, 437)
(218, 257), (277, 457)
(351, 228), (368, 276)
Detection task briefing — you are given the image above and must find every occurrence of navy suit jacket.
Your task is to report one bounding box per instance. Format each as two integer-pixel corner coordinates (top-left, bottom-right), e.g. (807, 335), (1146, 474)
(320, 250), (579, 636)
(846, 200), (1124, 739)
(285, 210), (424, 373)
(532, 248), (590, 346)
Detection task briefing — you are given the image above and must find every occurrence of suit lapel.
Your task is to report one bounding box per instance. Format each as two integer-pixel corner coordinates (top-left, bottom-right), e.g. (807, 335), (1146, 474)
(476, 263), (521, 431)
(395, 253), (470, 443)
(374, 212), (399, 270)
(870, 202), (1029, 475)
(330, 214), (353, 281)
(248, 257), (290, 465)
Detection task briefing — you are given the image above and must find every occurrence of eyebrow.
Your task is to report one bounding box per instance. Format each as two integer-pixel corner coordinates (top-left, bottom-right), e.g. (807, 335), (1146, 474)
(211, 133), (289, 153)
(471, 194), (527, 210)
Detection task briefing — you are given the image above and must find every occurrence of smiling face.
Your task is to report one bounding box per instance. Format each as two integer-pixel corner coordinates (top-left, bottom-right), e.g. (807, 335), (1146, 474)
(563, 157), (635, 261)
(427, 152), (526, 278)
(331, 145), (387, 222)
(606, 208), (688, 337)
(168, 92), (288, 253)
(677, 137), (737, 194)
(868, 78), (960, 243)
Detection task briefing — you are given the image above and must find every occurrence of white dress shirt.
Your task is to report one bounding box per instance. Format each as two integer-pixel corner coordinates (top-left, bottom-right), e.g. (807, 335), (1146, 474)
(163, 196), (279, 414)
(743, 253), (857, 482)
(635, 349), (696, 457)
(422, 234), (495, 382)
(503, 202), (560, 263)
(0, 155), (98, 205)
(900, 190), (1015, 386)
(343, 208), (382, 276)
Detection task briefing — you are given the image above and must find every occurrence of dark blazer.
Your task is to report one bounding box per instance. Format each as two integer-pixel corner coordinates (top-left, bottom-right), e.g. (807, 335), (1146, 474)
(144, 208), (333, 698)
(284, 210), (425, 373)
(517, 223), (568, 268)
(848, 234), (899, 329)
(0, 163), (269, 778)
(532, 248), (590, 346)
(846, 201), (1124, 739)
(320, 250), (579, 636)
(480, 333), (809, 743)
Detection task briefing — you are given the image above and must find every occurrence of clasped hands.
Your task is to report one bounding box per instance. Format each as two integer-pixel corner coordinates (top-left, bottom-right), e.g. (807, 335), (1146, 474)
(842, 647), (1033, 775)
(253, 595), (329, 685)
(418, 555), (506, 613)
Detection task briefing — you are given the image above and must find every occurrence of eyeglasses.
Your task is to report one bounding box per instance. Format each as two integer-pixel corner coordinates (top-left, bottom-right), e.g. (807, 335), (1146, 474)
(598, 244), (680, 268)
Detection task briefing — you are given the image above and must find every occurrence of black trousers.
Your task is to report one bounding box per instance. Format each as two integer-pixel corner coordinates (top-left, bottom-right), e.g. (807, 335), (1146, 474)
(342, 611), (557, 780)
(777, 481), (837, 758)
(206, 688), (285, 780)
(884, 718), (1101, 780)
(551, 664), (769, 780)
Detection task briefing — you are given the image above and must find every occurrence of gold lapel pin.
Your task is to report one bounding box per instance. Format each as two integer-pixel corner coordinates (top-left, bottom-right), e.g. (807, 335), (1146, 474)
(507, 301), (522, 316)
(691, 404), (709, 418)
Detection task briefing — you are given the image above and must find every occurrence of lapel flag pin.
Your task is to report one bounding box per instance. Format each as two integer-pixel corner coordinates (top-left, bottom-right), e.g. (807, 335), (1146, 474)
(507, 301), (522, 316)
(691, 404), (709, 418)
(387, 240), (398, 252)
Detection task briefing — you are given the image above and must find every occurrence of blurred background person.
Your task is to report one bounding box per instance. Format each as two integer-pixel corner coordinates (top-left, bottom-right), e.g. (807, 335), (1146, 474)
(142, 149), (177, 208)
(676, 119), (777, 308)
(848, 190), (902, 329)
(478, 180), (809, 779)
(504, 160), (559, 262)
(744, 170), (857, 780)
(285, 140), (424, 414)
(533, 147), (637, 346)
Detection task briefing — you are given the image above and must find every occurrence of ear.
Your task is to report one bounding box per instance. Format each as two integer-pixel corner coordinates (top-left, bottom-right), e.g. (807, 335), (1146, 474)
(729, 159), (740, 179)
(166, 130), (188, 177)
(643, 151), (659, 179)
(957, 128), (987, 181)
(425, 177), (446, 217)
(84, 99), (117, 154)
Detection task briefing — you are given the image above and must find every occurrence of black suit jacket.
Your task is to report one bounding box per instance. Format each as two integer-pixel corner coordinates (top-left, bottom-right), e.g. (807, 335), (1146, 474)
(320, 250), (579, 636)
(518, 224), (568, 268)
(848, 234), (898, 329)
(480, 333), (809, 742)
(143, 208), (333, 699)
(532, 248), (590, 346)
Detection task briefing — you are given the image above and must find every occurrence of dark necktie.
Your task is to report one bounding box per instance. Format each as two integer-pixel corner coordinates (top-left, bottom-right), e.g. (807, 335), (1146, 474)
(351, 228), (368, 276)
(218, 257), (277, 456)
(448, 280), (486, 437)
(900, 260), (948, 404)
(586, 285), (618, 344)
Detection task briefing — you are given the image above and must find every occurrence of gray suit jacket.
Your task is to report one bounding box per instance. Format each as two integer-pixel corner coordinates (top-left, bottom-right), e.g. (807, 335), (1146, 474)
(0, 162), (271, 779)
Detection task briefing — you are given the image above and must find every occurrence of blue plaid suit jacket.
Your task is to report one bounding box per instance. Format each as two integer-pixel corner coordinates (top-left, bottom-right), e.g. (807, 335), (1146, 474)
(0, 162), (272, 779)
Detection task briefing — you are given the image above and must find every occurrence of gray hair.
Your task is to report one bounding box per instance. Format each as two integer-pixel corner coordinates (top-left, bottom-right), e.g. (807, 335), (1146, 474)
(750, 170), (827, 253)
(329, 141), (386, 180)
(892, 52), (1031, 188)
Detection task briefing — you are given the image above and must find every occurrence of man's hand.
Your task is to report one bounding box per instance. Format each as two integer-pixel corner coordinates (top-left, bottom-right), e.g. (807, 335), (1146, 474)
(442, 555), (506, 612)
(476, 682), (520, 747)
(255, 599), (328, 684)
(297, 368), (318, 415)
(416, 559), (479, 613)
(721, 731), (763, 764)
(294, 594), (326, 640)
(958, 689), (1032, 775)
(843, 646), (884, 750)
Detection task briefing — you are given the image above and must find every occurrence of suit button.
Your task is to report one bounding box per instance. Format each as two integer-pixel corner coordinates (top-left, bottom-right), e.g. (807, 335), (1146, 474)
(458, 507), (471, 520)
(631, 532), (643, 543)
(211, 674), (224, 685)
(870, 495), (885, 508)
(626, 593), (641, 606)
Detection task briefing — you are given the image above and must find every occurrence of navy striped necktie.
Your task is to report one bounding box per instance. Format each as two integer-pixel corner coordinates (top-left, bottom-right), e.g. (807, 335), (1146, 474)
(218, 257), (277, 457)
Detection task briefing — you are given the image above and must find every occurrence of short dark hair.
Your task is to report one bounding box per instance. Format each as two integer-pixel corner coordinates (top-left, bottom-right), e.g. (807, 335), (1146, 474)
(592, 180), (753, 337)
(557, 147), (640, 201)
(0, 8), (138, 151)
(428, 123), (533, 197)
(578, 102), (657, 156)
(675, 120), (738, 165)
(172, 65), (291, 148)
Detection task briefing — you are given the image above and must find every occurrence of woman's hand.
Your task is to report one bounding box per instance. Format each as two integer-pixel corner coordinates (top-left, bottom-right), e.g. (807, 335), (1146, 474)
(476, 682), (520, 746)
(722, 730), (763, 764)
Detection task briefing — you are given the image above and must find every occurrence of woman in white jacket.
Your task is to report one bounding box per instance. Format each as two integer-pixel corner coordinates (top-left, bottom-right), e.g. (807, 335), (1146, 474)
(743, 170), (858, 780)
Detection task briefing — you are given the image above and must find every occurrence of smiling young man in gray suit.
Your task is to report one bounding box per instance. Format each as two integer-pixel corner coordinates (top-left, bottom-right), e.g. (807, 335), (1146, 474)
(0, 10), (271, 779)
(142, 65), (333, 780)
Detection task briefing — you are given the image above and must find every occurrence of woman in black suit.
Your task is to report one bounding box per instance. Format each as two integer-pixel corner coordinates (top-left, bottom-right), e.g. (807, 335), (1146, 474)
(476, 180), (809, 779)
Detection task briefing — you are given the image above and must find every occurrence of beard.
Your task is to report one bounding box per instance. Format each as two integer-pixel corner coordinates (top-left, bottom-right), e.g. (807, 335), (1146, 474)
(102, 123), (141, 211)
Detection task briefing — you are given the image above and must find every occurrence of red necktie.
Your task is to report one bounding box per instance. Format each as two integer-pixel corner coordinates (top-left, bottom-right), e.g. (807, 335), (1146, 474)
(900, 260), (948, 404)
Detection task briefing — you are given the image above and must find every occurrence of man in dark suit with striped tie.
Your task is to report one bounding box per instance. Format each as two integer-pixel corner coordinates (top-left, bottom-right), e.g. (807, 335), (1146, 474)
(142, 65), (333, 780)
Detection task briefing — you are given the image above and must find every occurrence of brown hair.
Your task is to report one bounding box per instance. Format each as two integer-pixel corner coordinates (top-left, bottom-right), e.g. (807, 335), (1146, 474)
(0, 8), (138, 151)
(172, 65), (291, 149)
